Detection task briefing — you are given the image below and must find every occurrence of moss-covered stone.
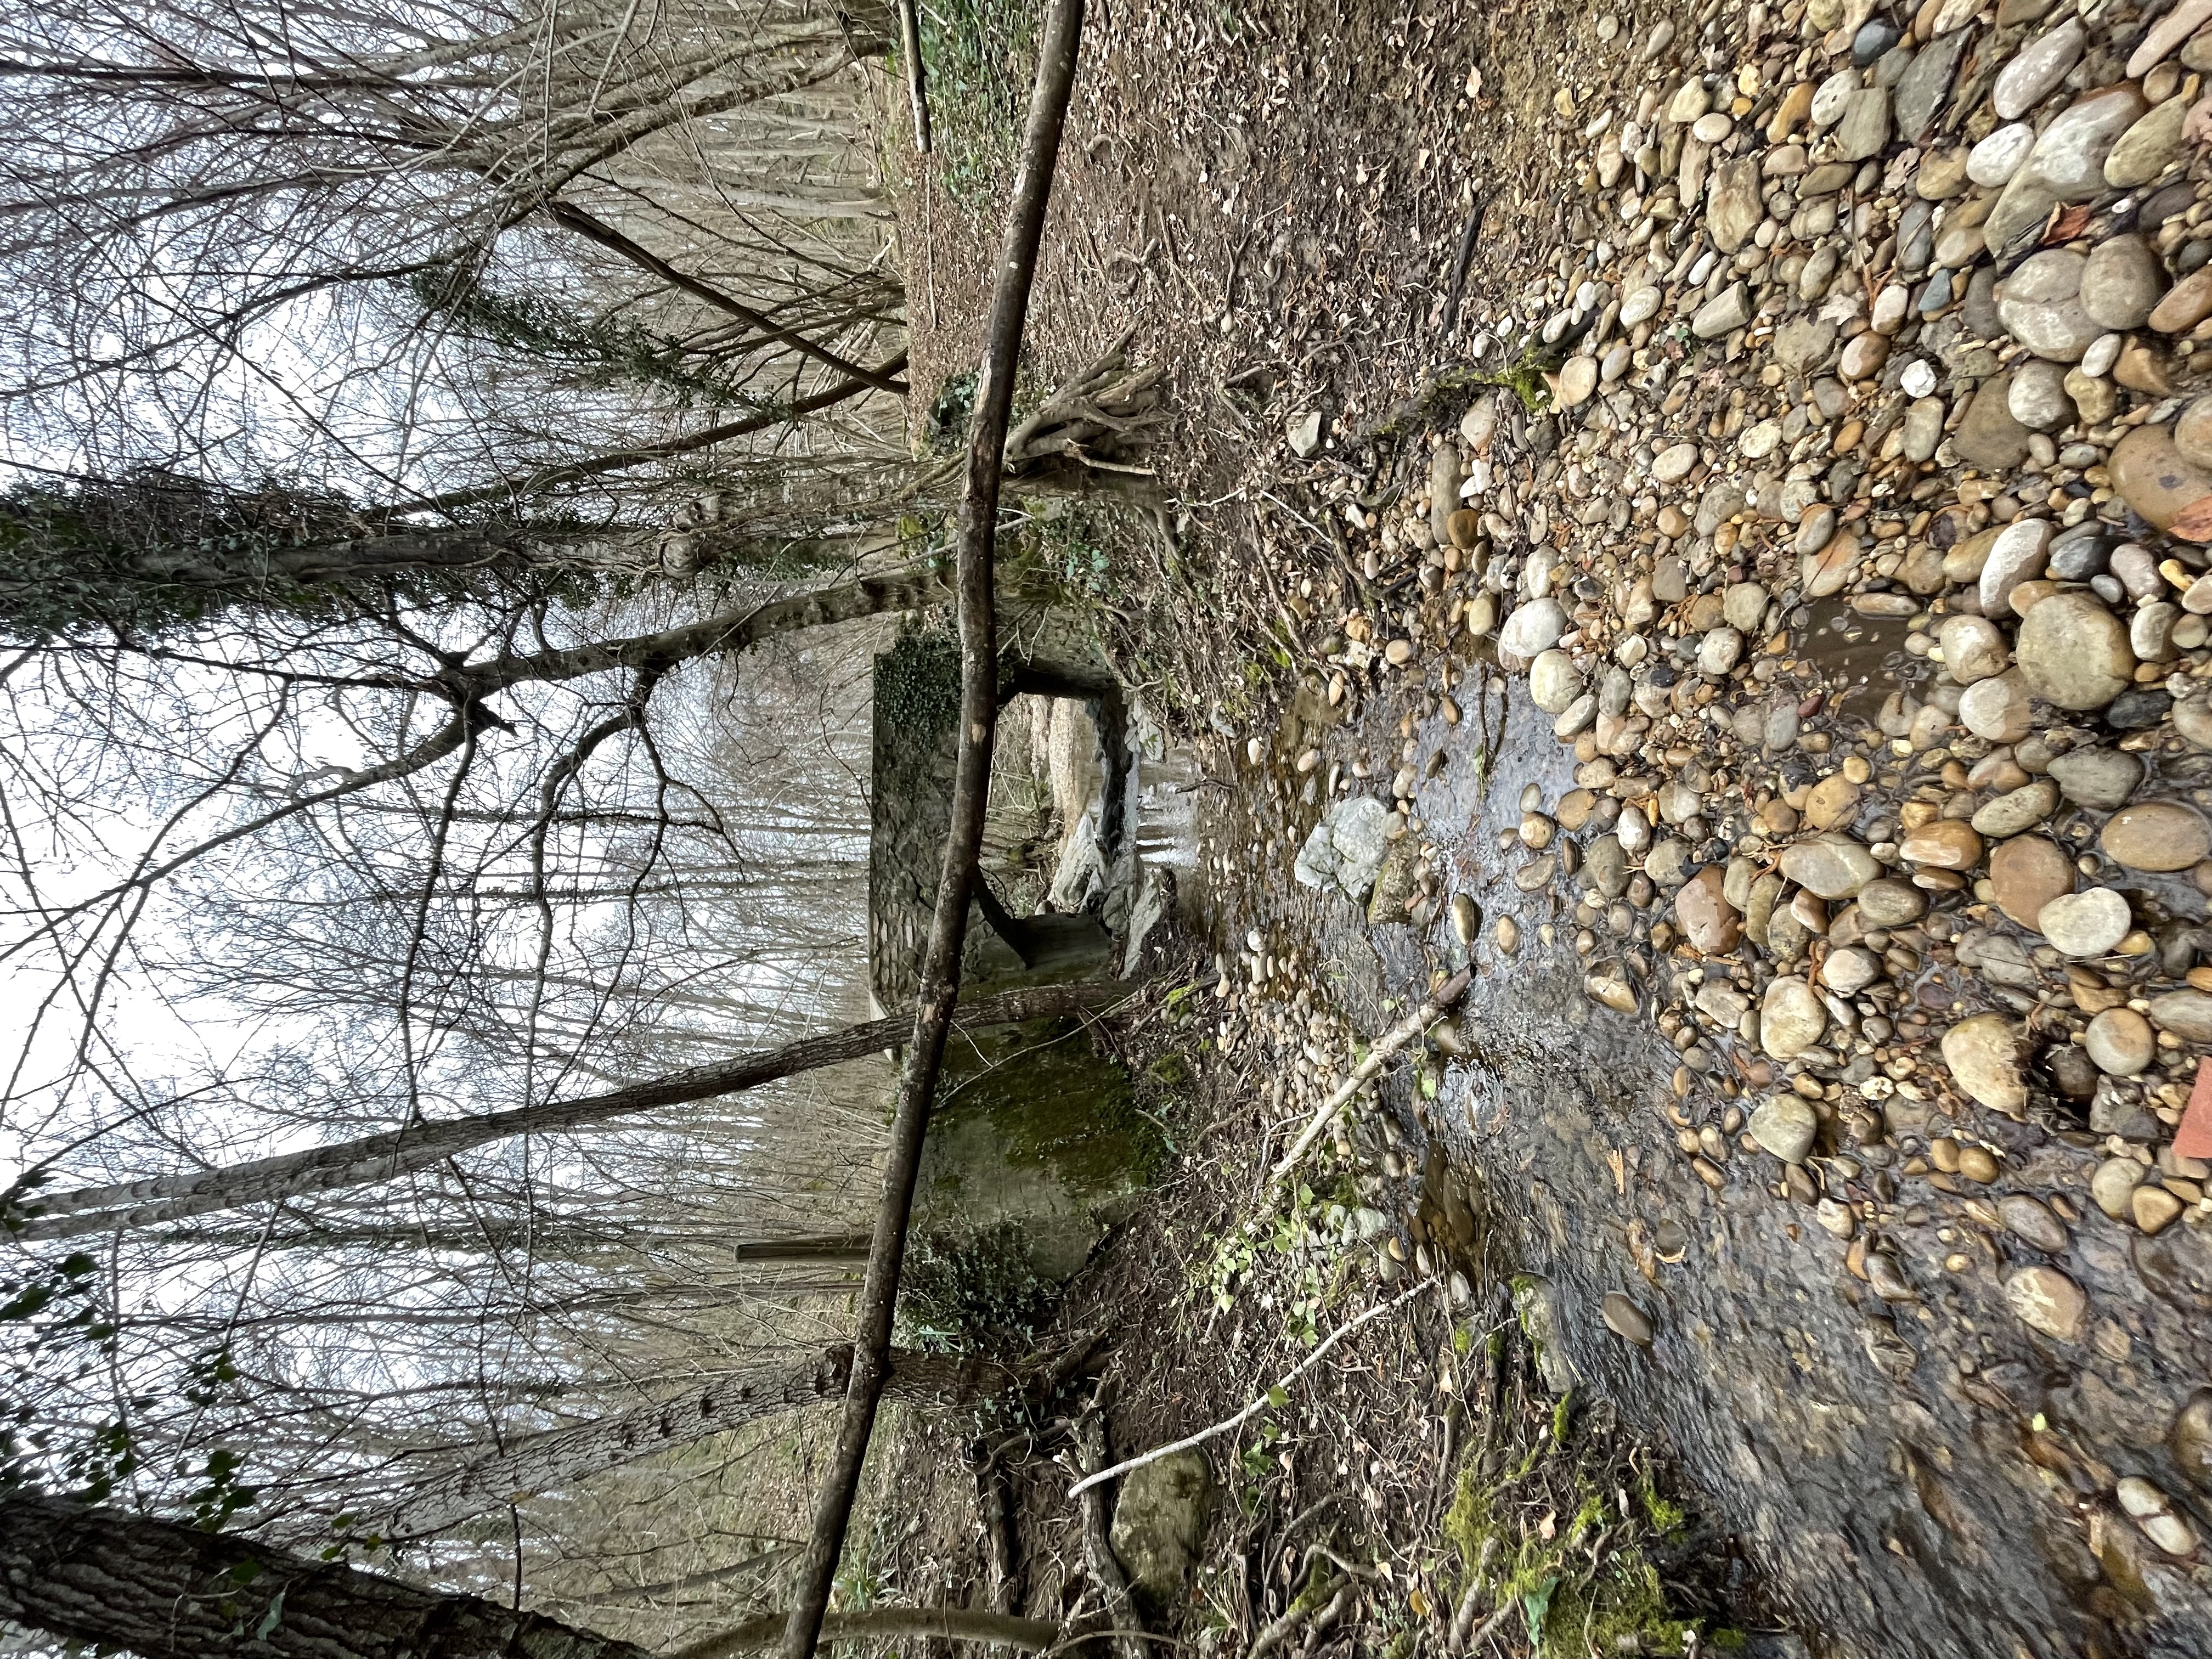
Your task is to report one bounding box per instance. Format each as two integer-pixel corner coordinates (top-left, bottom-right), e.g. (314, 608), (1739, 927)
(914, 1015), (1159, 1283)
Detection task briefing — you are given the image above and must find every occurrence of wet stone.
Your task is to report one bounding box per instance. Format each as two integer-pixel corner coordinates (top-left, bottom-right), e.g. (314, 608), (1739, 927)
(1972, 780), (2060, 838)
(2001, 1194), (2069, 1253)
(1676, 866), (1741, 954)
(2171, 1390), (2212, 1493)
(2013, 592), (2137, 709)
(2005, 1265), (2089, 1341)
(2085, 1007), (2155, 1075)
(2102, 801), (2212, 872)
(2094, 1156), (2147, 1218)
(2047, 746), (2143, 809)
(1944, 1013), (2028, 1114)
(2039, 887), (2132, 957)
(1990, 836), (2074, 927)
(1780, 834), (1881, 899)
(1602, 1291), (1654, 1345)
(1750, 1093), (1819, 1163)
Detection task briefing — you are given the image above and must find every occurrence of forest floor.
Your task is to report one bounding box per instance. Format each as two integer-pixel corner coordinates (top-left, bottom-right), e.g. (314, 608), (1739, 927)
(874, 0), (2212, 1656)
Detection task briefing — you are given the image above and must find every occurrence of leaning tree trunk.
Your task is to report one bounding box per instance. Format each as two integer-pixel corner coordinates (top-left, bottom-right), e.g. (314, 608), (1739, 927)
(15, 981), (1124, 1240)
(376, 1347), (1012, 1542)
(778, 2), (1087, 1653)
(0, 1492), (648, 1659)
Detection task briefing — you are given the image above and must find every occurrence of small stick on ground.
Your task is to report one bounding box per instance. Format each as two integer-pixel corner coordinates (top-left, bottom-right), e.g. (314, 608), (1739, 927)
(1436, 189), (1488, 342)
(1269, 970), (1471, 1183)
(1068, 1276), (1438, 1498)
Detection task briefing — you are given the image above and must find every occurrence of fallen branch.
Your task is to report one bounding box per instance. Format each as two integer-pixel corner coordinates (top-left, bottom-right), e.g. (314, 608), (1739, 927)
(1068, 1276), (1438, 1498)
(1268, 970), (1471, 1183)
(775, 3), (1089, 1654)
(20, 980), (1128, 1241)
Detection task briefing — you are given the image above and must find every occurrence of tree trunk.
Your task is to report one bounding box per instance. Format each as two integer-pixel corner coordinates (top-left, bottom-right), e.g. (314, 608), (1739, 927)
(777, 4), (1086, 1655)
(0, 1493), (650, 1659)
(17, 980), (1125, 1240)
(378, 1347), (1012, 1542)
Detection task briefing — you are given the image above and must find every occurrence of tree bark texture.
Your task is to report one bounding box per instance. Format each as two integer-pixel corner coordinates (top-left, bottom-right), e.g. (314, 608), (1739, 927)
(0, 1493), (650, 1659)
(380, 1347), (1011, 1541)
(18, 980), (1125, 1240)
(777, 3), (1087, 1655)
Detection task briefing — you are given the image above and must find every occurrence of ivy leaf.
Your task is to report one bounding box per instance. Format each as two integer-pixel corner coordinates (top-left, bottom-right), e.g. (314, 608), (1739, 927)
(1522, 1573), (1559, 1657)
(253, 1588), (286, 1640)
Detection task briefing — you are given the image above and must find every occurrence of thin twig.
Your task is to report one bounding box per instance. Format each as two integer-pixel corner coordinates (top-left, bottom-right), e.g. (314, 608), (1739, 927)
(1068, 1277), (1439, 1497)
(1269, 972), (1471, 1183)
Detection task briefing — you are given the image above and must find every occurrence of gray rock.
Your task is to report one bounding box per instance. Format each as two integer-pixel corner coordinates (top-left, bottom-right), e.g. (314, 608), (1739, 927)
(1855, 878), (1927, 927)
(1499, 596), (1568, 659)
(2038, 887), (2132, 956)
(2106, 95), (2190, 189)
(1510, 1277), (1578, 1393)
(1708, 158), (1762, 253)
(1724, 582), (1769, 633)
(1699, 626), (1745, 676)
(1529, 648), (1583, 714)
(1837, 87), (1891, 161)
(1986, 87), (2151, 256)
(2007, 358), (2075, 429)
(2149, 989), (2212, 1041)
(1780, 834), (1881, 899)
(1895, 29), (1968, 141)
(1954, 375), (2033, 469)
(2080, 234), (2166, 331)
(1993, 19), (2085, 121)
(1750, 1094), (1819, 1162)
(1584, 834), (1629, 900)
(1969, 121), (2037, 186)
(1428, 446), (1463, 546)
(1971, 778), (2061, 837)
(1944, 1013), (2028, 1114)
(1601, 1291), (1654, 1345)
(1110, 1449), (1214, 1602)
(1996, 251), (2102, 362)
(2047, 746), (2144, 808)
(1980, 517), (2055, 613)
(1903, 396), (1947, 461)
(1293, 796), (1392, 900)
(1691, 283), (1753, 339)
(1775, 316), (1838, 372)
(2014, 592), (2136, 709)
(1761, 976), (1828, 1057)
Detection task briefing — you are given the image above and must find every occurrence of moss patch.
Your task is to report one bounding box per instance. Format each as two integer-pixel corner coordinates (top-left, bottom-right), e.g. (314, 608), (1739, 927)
(1440, 1384), (1705, 1658)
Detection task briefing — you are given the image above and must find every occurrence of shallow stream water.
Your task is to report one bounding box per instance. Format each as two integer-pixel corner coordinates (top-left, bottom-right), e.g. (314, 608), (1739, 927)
(1183, 673), (2212, 1659)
